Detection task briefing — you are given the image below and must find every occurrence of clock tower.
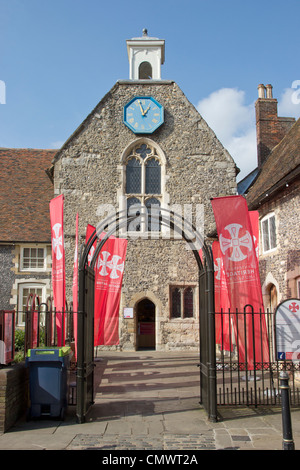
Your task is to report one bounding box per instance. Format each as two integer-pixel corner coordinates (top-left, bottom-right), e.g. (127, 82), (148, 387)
(126, 29), (165, 80)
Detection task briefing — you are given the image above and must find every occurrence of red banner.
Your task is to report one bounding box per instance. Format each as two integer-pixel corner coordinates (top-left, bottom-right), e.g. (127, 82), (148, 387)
(50, 195), (65, 346)
(72, 213), (79, 357)
(94, 234), (127, 346)
(84, 226), (127, 346)
(212, 241), (231, 351)
(211, 196), (269, 367)
(85, 224), (97, 266)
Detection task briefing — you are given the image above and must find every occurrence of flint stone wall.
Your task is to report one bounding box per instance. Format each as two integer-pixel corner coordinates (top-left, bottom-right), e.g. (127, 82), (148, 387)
(53, 80), (237, 351)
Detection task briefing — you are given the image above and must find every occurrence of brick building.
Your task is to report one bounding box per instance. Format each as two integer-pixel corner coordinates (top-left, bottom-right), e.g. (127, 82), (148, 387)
(241, 84), (300, 311)
(0, 148), (56, 324)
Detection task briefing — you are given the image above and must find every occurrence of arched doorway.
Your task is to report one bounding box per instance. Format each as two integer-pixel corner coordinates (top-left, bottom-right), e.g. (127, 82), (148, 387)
(77, 208), (216, 423)
(136, 298), (155, 350)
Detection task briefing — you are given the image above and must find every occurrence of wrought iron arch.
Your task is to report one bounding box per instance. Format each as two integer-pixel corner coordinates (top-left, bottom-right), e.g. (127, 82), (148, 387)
(76, 208), (217, 423)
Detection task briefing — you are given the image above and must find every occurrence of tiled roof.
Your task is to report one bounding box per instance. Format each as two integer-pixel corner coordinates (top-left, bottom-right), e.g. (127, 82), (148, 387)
(247, 118), (300, 209)
(0, 148), (56, 242)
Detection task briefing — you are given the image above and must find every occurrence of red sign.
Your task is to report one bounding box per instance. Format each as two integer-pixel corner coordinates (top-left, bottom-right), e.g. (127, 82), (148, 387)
(50, 195), (65, 346)
(212, 241), (231, 351)
(94, 234), (127, 346)
(85, 226), (127, 346)
(211, 196), (269, 368)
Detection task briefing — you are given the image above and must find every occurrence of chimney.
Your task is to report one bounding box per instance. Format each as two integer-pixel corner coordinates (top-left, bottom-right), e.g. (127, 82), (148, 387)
(255, 84), (296, 168)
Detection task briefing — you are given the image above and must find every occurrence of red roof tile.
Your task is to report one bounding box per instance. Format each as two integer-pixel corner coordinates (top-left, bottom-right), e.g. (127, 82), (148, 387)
(0, 148), (56, 242)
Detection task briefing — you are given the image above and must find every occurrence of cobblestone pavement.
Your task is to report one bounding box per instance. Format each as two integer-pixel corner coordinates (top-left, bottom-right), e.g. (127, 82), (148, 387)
(1, 351), (300, 451)
(67, 432), (217, 451)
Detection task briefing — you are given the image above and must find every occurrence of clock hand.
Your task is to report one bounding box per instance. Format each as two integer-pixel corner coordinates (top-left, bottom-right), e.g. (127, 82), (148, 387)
(143, 105), (150, 115)
(138, 100), (145, 115)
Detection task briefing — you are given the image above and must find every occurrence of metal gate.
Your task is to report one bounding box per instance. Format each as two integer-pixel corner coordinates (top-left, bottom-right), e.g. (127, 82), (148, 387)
(198, 250), (217, 421)
(76, 256), (96, 422)
(215, 308), (300, 408)
(76, 208), (216, 423)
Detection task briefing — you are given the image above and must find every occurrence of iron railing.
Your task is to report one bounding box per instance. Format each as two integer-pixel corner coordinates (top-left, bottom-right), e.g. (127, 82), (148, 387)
(214, 308), (300, 407)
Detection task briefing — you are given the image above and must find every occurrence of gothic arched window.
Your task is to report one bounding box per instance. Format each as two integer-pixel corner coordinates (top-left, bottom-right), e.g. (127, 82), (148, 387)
(123, 141), (164, 233)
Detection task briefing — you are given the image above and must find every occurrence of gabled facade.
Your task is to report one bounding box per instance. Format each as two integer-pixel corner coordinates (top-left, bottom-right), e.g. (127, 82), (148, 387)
(246, 85), (300, 310)
(51, 31), (237, 351)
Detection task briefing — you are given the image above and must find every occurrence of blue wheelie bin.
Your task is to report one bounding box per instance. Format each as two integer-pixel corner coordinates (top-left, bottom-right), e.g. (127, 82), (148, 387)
(26, 347), (71, 419)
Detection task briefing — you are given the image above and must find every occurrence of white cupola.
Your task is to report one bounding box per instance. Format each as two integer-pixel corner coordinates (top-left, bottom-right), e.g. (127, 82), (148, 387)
(126, 29), (165, 80)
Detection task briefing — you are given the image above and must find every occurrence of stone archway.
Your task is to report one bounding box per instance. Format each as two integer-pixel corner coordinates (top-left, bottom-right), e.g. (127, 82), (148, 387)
(77, 207), (216, 423)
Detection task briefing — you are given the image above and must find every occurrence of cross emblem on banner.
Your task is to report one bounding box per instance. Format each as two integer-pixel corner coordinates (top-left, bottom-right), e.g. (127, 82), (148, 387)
(52, 223), (63, 260)
(289, 302), (300, 313)
(219, 223), (253, 262)
(97, 251), (124, 279)
(214, 257), (224, 280)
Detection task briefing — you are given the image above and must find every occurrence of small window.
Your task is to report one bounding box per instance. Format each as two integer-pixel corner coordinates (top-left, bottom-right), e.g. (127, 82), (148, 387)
(297, 278), (300, 299)
(261, 213), (277, 253)
(20, 246), (46, 271)
(18, 283), (45, 325)
(139, 61), (152, 79)
(171, 288), (181, 318)
(170, 286), (195, 319)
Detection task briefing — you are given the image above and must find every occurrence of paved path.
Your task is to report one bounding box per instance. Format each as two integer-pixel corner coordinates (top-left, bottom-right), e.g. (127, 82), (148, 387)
(0, 351), (300, 451)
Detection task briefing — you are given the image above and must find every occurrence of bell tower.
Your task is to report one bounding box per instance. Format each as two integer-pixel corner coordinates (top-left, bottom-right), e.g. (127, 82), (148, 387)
(126, 29), (165, 80)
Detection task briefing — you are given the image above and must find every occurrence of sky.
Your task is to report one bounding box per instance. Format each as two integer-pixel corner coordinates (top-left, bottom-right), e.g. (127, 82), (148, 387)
(0, 0), (299, 181)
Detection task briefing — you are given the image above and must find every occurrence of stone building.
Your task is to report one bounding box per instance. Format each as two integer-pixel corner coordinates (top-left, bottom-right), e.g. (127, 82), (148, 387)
(50, 31), (237, 351)
(242, 84), (300, 311)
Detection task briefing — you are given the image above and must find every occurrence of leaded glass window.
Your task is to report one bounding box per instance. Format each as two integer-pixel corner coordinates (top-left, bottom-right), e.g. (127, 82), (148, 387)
(124, 141), (163, 233)
(146, 158), (161, 194)
(170, 286), (195, 319)
(126, 158), (141, 194)
(184, 288), (194, 318)
(145, 198), (161, 231)
(127, 197), (141, 231)
(171, 288), (181, 318)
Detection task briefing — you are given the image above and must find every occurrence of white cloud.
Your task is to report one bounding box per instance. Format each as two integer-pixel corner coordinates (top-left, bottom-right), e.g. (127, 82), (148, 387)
(50, 141), (65, 149)
(278, 84), (300, 119)
(197, 88), (257, 181)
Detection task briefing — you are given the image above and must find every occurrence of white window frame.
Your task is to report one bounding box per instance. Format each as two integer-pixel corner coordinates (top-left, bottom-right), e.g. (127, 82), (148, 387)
(261, 212), (277, 254)
(20, 245), (47, 272)
(297, 277), (300, 299)
(17, 282), (46, 326)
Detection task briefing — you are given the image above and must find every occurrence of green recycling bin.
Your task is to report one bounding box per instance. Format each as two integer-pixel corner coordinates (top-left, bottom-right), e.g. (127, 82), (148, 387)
(26, 347), (71, 419)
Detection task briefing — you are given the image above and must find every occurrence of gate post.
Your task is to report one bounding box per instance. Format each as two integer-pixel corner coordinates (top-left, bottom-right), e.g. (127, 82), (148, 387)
(207, 260), (217, 422)
(280, 371), (295, 450)
(76, 264), (85, 423)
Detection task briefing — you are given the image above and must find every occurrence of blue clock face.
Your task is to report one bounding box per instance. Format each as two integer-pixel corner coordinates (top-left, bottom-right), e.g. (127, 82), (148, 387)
(124, 96), (164, 134)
